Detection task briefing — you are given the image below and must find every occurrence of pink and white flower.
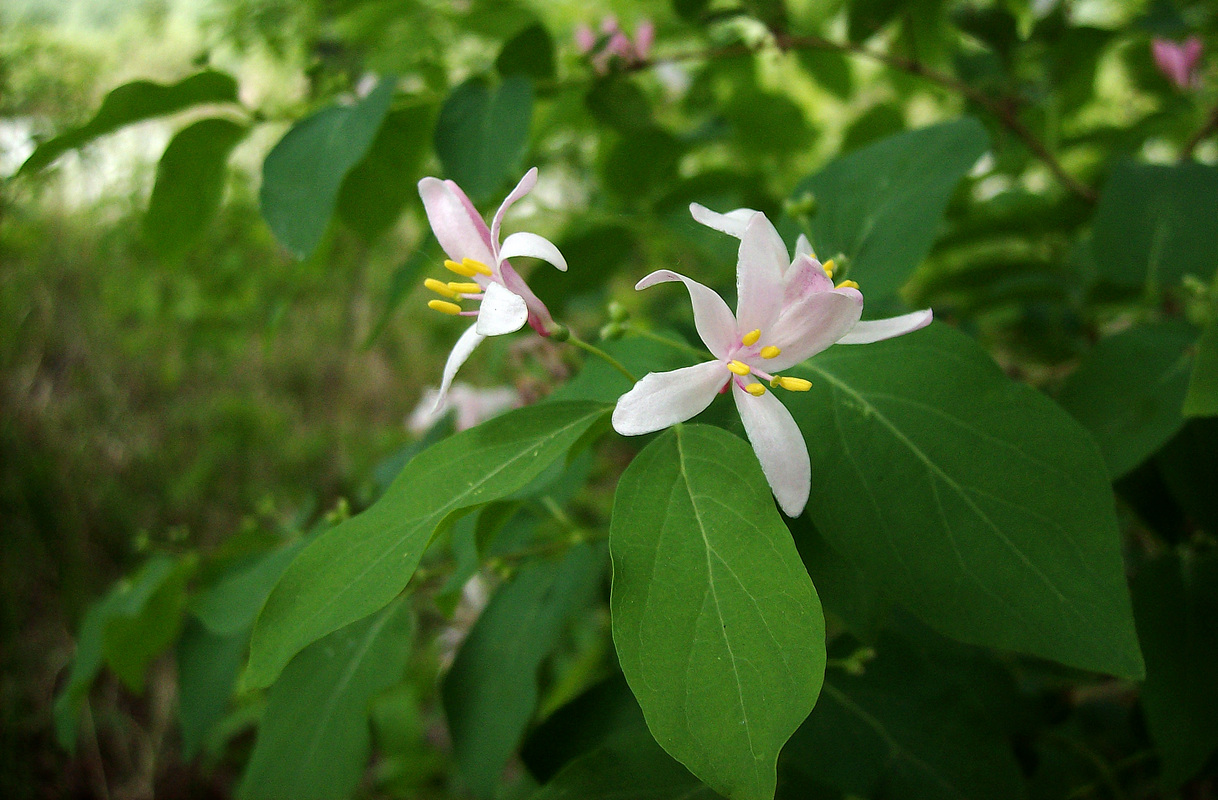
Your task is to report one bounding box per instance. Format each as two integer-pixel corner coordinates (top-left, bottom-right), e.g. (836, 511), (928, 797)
(575, 16), (655, 74)
(612, 208), (932, 516)
(418, 168), (566, 407)
(1152, 37), (1203, 90)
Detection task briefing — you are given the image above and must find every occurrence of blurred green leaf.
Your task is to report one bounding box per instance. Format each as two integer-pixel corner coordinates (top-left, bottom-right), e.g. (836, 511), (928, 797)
(526, 223), (640, 314)
(786, 324), (1145, 679)
(602, 127), (683, 199)
(549, 334), (693, 406)
(1131, 550), (1218, 787)
(191, 539), (306, 636)
(336, 103), (435, 243)
(246, 402), (610, 689)
(435, 75), (533, 204)
(497, 23), (556, 82)
(1184, 299), (1218, 417)
(586, 76), (653, 133)
(1058, 321), (1196, 477)
(611, 425), (825, 800)
(788, 515), (891, 642)
(791, 117), (989, 298)
(145, 117), (247, 258)
(238, 599), (413, 800)
(1091, 161), (1218, 288)
(530, 730), (723, 800)
(260, 78), (395, 259)
(521, 675), (647, 782)
(102, 554), (196, 692)
(795, 49), (854, 100)
(443, 543), (603, 797)
(362, 235), (438, 349)
(673, 0), (711, 22)
(177, 618), (247, 759)
(17, 70), (239, 175)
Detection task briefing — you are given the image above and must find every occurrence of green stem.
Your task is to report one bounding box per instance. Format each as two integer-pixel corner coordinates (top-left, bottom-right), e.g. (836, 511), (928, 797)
(566, 332), (638, 383)
(624, 325), (709, 359)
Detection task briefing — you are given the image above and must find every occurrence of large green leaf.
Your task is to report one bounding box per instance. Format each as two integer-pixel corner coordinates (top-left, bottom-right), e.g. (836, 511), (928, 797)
(246, 401), (609, 688)
(145, 117), (248, 257)
(530, 731), (723, 800)
(1184, 279), (1218, 417)
(1091, 161), (1218, 287)
(790, 117), (989, 298)
(1057, 320), (1196, 478)
(435, 76), (533, 203)
(611, 425), (825, 800)
(190, 539), (306, 636)
(260, 79), (395, 259)
(786, 324), (1144, 679)
(443, 543), (603, 797)
(1131, 550), (1218, 787)
(781, 632), (1026, 800)
(17, 70), (239, 175)
(238, 599), (414, 800)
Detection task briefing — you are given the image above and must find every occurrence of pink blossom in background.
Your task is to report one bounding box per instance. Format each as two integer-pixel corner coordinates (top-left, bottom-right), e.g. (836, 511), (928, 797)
(575, 16), (654, 74)
(1152, 36), (1203, 90)
(407, 383), (520, 434)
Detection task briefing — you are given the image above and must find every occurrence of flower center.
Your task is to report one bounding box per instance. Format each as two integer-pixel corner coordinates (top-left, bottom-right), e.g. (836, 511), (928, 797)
(424, 258), (494, 317)
(726, 328), (811, 396)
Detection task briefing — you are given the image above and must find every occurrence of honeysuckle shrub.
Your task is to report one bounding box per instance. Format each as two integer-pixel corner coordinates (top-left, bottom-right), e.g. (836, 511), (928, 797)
(17, 0), (1218, 798)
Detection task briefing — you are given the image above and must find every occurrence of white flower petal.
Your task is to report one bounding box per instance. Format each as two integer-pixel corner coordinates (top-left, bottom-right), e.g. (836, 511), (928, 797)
(689, 203), (758, 238)
(475, 282), (530, 336)
(765, 289), (864, 371)
(499, 231), (568, 271)
(491, 167), (538, 246)
(612, 361), (728, 436)
(418, 177), (497, 267)
(794, 234), (814, 260)
(732, 384), (810, 517)
(836, 310), (934, 344)
(736, 212), (788, 335)
(436, 323), (486, 409)
(636, 270), (737, 359)
(783, 254), (833, 305)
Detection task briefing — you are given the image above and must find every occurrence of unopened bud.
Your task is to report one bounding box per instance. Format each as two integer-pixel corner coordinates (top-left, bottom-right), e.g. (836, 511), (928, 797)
(607, 301), (629, 323)
(548, 322), (570, 342)
(784, 191), (818, 218)
(600, 321), (625, 341)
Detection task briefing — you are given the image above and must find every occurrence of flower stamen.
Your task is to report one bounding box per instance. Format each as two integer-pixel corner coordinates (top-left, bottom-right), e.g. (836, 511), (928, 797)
(462, 257), (494, 276)
(425, 278), (458, 298)
(447, 282), (482, 294)
(428, 299), (462, 315)
(776, 376), (812, 392)
(742, 329), (761, 346)
(836, 279), (859, 290)
(744, 382), (767, 397)
(822, 259), (836, 278)
(760, 345), (781, 359)
(727, 360), (752, 376)
(444, 259), (477, 277)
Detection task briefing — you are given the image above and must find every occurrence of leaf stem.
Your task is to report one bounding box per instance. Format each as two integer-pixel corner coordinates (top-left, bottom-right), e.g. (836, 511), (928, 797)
(565, 331), (638, 383)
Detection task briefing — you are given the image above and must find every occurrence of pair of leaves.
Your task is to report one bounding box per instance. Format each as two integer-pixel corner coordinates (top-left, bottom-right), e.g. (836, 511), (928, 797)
(791, 117), (989, 298)
(611, 425), (826, 800)
(245, 401), (610, 689)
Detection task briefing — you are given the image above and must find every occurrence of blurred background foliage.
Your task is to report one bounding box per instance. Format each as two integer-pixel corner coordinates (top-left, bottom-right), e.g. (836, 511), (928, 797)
(2, 0), (1217, 797)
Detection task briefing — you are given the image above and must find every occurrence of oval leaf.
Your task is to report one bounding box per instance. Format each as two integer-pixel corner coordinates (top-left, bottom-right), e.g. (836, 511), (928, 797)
(145, 117), (248, 257)
(790, 117), (989, 298)
(786, 324), (1144, 679)
(18, 70), (239, 176)
(246, 401), (609, 689)
(260, 78), (395, 258)
(610, 424), (826, 800)
(435, 75), (533, 203)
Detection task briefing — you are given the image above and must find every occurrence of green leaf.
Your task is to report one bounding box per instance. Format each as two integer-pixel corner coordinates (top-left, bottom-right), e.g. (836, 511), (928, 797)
(53, 593), (121, 749)
(585, 77), (653, 133)
(177, 618), (248, 759)
(102, 554), (196, 692)
(610, 425), (826, 800)
(260, 79), (395, 259)
(786, 324), (1144, 679)
(435, 76), (534, 204)
(443, 543), (603, 797)
(17, 70), (239, 176)
(1057, 320), (1196, 478)
(496, 23), (556, 82)
(191, 539), (306, 636)
(521, 675), (647, 781)
(1091, 161), (1218, 288)
(788, 515), (891, 642)
(336, 104), (435, 243)
(238, 599), (414, 800)
(782, 632), (1027, 800)
(790, 117), (989, 298)
(530, 731), (723, 800)
(602, 127), (684, 200)
(145, 117), (247, 258)
(1184, 294), (1218, 417)
(1131, 550), (1218, 787)
(362, 236), (438, 349)
(246, 401), (610, 689)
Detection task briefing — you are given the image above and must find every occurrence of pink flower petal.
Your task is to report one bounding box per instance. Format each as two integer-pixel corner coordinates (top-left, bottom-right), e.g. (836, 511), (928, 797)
(418, 177), (496, 267)
(764, 288), (863, 371)
(836, 309), (933, 345)
(636, 269), (737, 359)
(491, 167), (538, 247)
(736, 212), (788, 335)
(499, 261), (554, 334)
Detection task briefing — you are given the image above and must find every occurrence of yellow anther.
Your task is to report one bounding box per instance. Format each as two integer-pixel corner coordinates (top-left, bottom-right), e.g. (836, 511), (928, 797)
(760, 345), (781, 359)
(424, 278), (458, 298)
(428, 299), (462, 315)
(447, 282), (482, 294)
(741, 329), (761, 346)
(822, 259), (836, 278)
(777, 376), (812, 392)
(744, 383), (767, 397)
(462, 257), (493, 276)
(836, 279), (859, 290)
(444, 259), (477, 277)
(727, 360), (752, 376)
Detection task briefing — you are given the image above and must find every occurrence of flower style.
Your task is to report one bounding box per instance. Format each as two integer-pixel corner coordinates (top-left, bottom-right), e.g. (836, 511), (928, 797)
(1152, 37), (1203, 90)
(418, 168), (567, 407)
(612, 208), (932, 516)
